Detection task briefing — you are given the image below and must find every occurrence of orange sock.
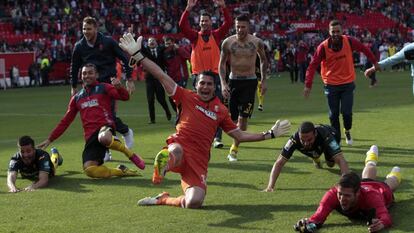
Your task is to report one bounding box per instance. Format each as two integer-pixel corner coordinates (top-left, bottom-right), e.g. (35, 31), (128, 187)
(160, 195), (185, 207)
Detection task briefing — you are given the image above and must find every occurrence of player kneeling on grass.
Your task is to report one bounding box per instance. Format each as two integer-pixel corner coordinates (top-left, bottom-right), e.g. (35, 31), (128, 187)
(38, 63), (145, 178)
(119, 33), (291, 208)
(264, 121), (349, 192)
(294, 145), (401, 233)
(7, 136), (63, 192)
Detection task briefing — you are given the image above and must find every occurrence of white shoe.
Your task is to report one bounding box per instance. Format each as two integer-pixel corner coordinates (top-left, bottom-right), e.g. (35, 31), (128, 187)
(213, 138), (224, 148)
(344, 130), (353, 146)
(227, 151), (238, 162)
(367, 145), (379, 156)
(122, 128), (134, 149)
(104, 150), (112, 162)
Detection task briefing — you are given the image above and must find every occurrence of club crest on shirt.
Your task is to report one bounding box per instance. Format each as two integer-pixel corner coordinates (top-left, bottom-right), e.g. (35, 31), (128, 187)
(214, 105), (219, 112)
(195, 105), (217, 120)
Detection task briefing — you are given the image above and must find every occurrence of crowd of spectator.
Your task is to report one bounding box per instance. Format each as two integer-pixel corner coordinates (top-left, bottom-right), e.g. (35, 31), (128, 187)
(0, 0), (413, 78)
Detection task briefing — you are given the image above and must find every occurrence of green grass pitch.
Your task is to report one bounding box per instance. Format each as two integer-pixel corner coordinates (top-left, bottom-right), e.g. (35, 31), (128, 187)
(0, 70), (412, 233)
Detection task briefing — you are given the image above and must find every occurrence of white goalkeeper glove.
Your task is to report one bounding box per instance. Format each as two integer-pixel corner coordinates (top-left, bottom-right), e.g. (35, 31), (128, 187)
(119, 33), (145, 67)
(263, 119), (291, 140)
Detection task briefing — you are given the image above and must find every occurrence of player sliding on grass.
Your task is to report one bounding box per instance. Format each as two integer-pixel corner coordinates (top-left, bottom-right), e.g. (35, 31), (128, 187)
(119, 33), (290, 208)
(7, 136), (63, 192)
(38, 63), (145, 178)
(294, 145), (401, 233)
(264, 121), (349, 192)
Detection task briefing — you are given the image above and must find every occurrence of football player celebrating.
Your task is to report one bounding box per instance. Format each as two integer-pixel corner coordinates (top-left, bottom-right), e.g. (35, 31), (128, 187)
(294, 145), (401, 233)
(264, 121), (349, 192)
(119, 33), (291, 208)
(7, 136), (62, 192)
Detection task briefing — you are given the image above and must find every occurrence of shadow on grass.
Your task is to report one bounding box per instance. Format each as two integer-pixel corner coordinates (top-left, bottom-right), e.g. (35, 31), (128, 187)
(209, 161), (311, 175)
(343, 145), (414, 156)
(204, 203), (314, 230)
(47, 170), (155, 193)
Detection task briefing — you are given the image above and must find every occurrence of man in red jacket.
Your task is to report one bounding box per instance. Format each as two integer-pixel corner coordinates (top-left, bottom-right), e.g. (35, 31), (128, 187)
(295, 145), (402, 233)
(304, 20), (379, 146)
(38, 63), (145, 178)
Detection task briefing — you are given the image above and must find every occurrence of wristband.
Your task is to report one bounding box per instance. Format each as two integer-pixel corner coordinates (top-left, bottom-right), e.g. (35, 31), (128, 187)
(263, 130), (275, 140)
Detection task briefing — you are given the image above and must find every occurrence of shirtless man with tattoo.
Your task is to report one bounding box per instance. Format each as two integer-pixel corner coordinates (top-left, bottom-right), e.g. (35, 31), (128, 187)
(219, 14), (268, 162)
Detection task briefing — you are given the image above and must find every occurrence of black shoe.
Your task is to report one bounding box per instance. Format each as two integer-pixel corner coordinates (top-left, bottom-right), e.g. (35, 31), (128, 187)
(166, 113), (172, 121)
(149, 120), (155, 124)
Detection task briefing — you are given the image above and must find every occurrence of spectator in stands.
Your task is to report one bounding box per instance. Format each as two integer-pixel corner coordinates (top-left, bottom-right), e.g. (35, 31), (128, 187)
(296, 40), (309, 83)
(40, 55), (50, 86)
(28, 62), (41, 87)
(179, 0), (232, 149)
(141, 37), (172, 124)
(304, 20), (379, 146)
(9, 65), (20, 88)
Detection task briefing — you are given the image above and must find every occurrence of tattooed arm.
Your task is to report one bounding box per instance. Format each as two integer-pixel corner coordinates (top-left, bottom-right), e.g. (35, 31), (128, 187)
(257, 39), (268, 95)
(219, 38), (231, 100)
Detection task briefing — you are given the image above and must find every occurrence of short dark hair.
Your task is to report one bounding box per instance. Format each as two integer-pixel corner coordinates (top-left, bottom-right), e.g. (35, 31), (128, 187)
(82, 63), (98, 73)
(83, 16), (98, 27)
(18, 136), (35, 148)
(338, 172), (361, 193)
(235, 14), (250, 22)
(163, 36), (173, 43)
(197, 71), (217, 85)
(329, 20), (341, 27)
(201, 12), (211, 19)
(299, 121), (315, 134)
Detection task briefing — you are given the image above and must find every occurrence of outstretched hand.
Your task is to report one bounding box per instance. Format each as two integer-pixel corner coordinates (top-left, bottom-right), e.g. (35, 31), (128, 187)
(294, 218), (316, 233)
(119, 33), (145, 67)
(37, 139), (51, 150)
(271, 119), (291, 137)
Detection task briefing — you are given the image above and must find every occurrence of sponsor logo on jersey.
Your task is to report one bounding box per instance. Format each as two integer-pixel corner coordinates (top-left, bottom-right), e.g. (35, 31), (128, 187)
(284, 139), (294, 150)
(195, 105), (217, 120)
(80, 99), (99, 109)
(329, 140), (340, 151)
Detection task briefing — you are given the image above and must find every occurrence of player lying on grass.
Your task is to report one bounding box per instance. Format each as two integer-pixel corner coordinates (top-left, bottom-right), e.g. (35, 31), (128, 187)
(294, 145), (401, 233)
(119, 33), (291, 208)
(7, 136), (63, 192)
(264, 121), (349, 192)
(38, 63), (145, 178)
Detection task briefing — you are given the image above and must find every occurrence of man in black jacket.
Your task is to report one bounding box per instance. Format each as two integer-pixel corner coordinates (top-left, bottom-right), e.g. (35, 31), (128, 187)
(141, 37), (172, 124)
(70, 16), (135, 152)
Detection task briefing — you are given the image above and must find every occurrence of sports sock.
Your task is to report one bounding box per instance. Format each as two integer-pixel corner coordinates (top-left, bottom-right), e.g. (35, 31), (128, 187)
(229, 144), (238, 153)
(84, 165), (124, 178)
(257, 81), (264, 106)
(386, 166), (402, 184)
(160, 195), (185, 207)
(107, 137), (134, 158)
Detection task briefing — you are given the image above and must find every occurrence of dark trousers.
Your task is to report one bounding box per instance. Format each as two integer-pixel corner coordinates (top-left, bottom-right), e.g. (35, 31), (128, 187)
(146, 76), (171, 122)
(298, 62), (307, 83)
(324, 82), (355, 138)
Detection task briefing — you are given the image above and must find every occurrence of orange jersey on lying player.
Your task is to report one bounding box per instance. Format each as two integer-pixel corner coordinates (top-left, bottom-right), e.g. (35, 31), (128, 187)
(167, 86), (238, 190)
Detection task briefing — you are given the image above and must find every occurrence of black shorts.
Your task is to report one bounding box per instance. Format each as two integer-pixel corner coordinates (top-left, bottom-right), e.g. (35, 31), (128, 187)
(229, 79), (258, 121)
(82, 127), (113, 165)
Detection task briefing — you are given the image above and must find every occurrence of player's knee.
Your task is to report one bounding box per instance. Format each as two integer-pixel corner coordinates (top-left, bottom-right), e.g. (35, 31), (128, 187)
(98, 126), (113, 145)
(168, 143), (183, 163)
(184, 197), (204, 209)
